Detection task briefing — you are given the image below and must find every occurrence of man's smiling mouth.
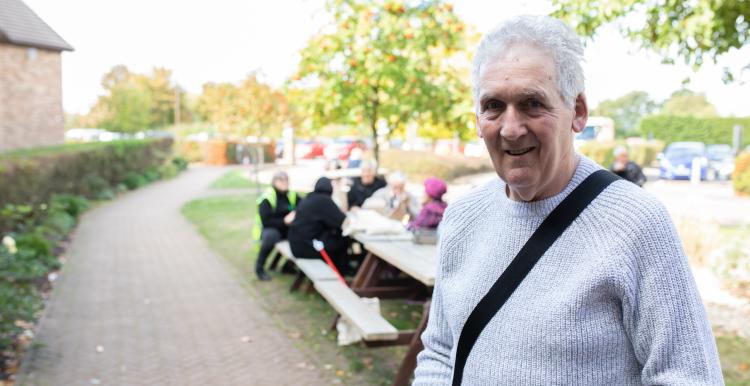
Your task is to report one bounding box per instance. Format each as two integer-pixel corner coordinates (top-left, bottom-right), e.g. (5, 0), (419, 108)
(505, 147), (535, 156)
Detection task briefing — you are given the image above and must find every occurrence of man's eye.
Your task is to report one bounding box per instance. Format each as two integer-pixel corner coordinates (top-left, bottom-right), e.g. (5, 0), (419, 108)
(484, 100), (503, 110)
(524, 99), (544, 108)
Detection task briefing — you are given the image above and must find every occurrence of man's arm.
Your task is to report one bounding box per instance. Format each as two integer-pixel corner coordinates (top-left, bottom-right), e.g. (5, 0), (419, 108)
(258, 200), (284, 229)
(413, 224), (455, 385)
(622, 201), (723, 385)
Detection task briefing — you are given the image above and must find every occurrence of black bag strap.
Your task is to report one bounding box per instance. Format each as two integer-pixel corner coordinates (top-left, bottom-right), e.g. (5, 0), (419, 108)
(451, 169), (620, 385)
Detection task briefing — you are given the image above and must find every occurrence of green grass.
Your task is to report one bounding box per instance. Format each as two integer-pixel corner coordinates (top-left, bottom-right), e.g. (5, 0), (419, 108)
(209, 170), (257, 189)
(181, 192), (422, 385)
(717, 335), (750, 385)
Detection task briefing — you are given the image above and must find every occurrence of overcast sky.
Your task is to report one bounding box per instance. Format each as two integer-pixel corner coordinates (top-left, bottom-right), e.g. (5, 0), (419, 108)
(23, 0), (750, 117)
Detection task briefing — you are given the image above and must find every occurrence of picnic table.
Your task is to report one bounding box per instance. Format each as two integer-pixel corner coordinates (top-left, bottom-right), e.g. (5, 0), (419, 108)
(348, 232), (437, 386)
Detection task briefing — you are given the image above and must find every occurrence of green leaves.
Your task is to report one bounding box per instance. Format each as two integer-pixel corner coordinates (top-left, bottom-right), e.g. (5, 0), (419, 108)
(551, 0), (750, 78)
(291, 0), (474, 160)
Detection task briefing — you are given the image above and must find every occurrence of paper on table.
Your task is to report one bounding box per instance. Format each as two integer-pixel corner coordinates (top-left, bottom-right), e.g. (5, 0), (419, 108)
(343, 209), (408, 236)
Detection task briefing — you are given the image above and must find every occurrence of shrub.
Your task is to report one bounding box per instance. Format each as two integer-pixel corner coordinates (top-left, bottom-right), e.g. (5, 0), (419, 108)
(379, 150), (493, 182)
(158, 162), (179, 179)
(640, 115), (750, 146)
(142, 166), (161, 183)
(171, 156), (188, 171)
(732, 152), (750, 196)
(578, 141), (665, 168)
(122, 172), (147, 190)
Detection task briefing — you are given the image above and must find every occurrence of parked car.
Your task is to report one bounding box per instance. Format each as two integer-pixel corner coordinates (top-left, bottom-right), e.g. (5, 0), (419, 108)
(324, 138), (367, 161)
(658, 142), (708, 180)
(706, 144), (735, 180)
(294, 139), (326, 159)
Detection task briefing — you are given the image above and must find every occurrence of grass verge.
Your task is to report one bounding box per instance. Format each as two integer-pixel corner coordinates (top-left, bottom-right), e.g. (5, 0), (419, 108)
(209, 169), (258, 189)
(181, 193), (422, 385)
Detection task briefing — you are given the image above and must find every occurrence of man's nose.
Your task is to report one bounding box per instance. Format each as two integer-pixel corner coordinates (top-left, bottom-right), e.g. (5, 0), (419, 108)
(499, 106), (527, 141)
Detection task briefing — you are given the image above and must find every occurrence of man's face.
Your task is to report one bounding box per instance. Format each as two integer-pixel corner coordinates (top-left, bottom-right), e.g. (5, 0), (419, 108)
(390, 182), (405, 195)
(476, 44), (587, 201)
(273, 177), (289, 192)
(361, 167), (375, 184)
(616, 151), (629, 163)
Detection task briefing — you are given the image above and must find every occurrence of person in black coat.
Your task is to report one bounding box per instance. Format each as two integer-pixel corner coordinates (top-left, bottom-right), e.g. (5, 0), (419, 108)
(610, 146), (647, 187)
(347, 161), (386, 210)
(288, 177), (351, 274)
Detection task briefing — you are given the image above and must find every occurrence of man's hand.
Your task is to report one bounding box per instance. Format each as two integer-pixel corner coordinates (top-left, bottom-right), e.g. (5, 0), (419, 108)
(284, 211), (296, 225)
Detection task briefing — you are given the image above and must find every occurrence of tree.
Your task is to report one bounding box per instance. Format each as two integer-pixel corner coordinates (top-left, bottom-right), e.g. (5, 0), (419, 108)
(84, 65), (188, 132)
(291, 0), (472, 163)
(551, 0), (750, 82)
(196, 73), (292, 139)
(660, 89), (718, 117)
(593, 91), (658, 137)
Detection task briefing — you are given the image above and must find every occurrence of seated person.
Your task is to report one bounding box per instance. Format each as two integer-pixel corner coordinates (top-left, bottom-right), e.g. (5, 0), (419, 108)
(609, 146), (646, 187)
(347, 160), (386, 210)
(408, 177), (448, 230)
(288, 177), (351, 275)
(362, 171), (420, 221)
(254, 171), (300, 281)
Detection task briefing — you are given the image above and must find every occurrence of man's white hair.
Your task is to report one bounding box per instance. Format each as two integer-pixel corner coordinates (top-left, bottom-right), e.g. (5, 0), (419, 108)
(471, 15), (585, 109)
(387, 171), (406, 185)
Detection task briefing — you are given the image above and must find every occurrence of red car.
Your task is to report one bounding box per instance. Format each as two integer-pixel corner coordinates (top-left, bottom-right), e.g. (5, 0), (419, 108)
(294, 140), (326, 159)
(324, 138), (367, 161)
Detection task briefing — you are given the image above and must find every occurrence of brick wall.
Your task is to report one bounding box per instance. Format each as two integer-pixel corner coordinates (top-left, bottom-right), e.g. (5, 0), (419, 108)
(0, 42), (65, 153)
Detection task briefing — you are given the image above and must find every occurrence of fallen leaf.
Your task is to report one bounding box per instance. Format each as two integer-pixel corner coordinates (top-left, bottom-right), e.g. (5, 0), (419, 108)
(324, 364), (333, 370)
(289, 331), (302, 339)
(90, 379), (101, 385)
(240, 336), (252, 343)
(740, 362), (748, 372)
(96, 345), (104, 353)
(336, 370), (345, 377)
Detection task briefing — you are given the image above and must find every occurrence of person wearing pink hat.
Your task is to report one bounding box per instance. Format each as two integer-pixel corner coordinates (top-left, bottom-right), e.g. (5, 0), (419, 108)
(408, 177), (448, 230)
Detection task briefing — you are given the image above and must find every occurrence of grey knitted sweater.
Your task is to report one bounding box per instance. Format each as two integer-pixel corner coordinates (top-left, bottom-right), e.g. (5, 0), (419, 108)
(414, 156), (723, 385)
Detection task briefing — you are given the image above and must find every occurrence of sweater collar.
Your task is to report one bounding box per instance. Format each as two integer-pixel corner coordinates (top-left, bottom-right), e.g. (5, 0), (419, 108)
(493, 155), (602, 218)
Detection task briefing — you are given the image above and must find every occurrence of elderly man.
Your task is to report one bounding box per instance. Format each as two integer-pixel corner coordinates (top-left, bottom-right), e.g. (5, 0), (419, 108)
(362, 171), (420, 221)
(414, 15), (722, 385)
(347, 160), (386, 210)
(611, 146), (647, 186)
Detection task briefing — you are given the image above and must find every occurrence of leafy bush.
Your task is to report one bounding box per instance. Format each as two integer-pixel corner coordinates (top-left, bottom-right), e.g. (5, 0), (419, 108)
(379, 150), (493, 182)
(158, 162), (179, 179)
(171, 156), (188, 171)
(122, 172), (147, 190)
(732, 152), (750, 196)
(142, 166), (160, 183)
(578, 141), (665, 168)
(640, 115), (750, 146)
(51, 194), (90, 218)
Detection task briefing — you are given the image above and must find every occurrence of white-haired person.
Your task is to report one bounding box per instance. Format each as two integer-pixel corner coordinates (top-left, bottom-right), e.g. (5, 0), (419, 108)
(362, 171), (420, 221)
(347, 160), (386, 210)
(414, 15), (722, 385)
(610, 145), (647, 187)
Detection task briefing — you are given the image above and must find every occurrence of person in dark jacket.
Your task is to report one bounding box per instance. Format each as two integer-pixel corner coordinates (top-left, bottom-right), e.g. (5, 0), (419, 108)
(254, 171), (299, 281)
(288, 177), (351, 274)
(610, 146), (647, 187)
(347, 161), (386, 210)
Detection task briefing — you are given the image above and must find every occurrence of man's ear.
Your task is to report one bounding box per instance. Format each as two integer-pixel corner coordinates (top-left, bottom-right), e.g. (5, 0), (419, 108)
(476, 114), (483, 138)
(572, 93), (588, 133)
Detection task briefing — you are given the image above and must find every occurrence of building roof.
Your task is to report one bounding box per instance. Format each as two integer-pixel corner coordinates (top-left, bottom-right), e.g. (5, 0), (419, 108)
(0, 0), (73, 51)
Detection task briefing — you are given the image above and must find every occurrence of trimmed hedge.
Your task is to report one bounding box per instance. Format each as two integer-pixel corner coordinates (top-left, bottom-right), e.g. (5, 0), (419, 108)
(0, 139), (174, 234)
(733, 152), (750, 196)
(640, 115), (750, 146)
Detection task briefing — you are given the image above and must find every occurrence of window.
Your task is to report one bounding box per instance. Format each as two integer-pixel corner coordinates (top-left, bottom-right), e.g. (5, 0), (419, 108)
(27, 47), (38, 61)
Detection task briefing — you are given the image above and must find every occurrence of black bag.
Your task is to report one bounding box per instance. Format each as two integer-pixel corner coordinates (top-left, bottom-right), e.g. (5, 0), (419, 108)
(451, 170), (619, 385)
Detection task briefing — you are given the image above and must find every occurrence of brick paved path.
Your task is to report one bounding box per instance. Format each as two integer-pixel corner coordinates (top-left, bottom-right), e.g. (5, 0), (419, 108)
(18, 166), (330, 386)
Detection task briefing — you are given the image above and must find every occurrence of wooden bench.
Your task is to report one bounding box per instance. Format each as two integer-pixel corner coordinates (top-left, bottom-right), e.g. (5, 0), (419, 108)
(269, 241), (339, 292)
(314, 280), (399, 342)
